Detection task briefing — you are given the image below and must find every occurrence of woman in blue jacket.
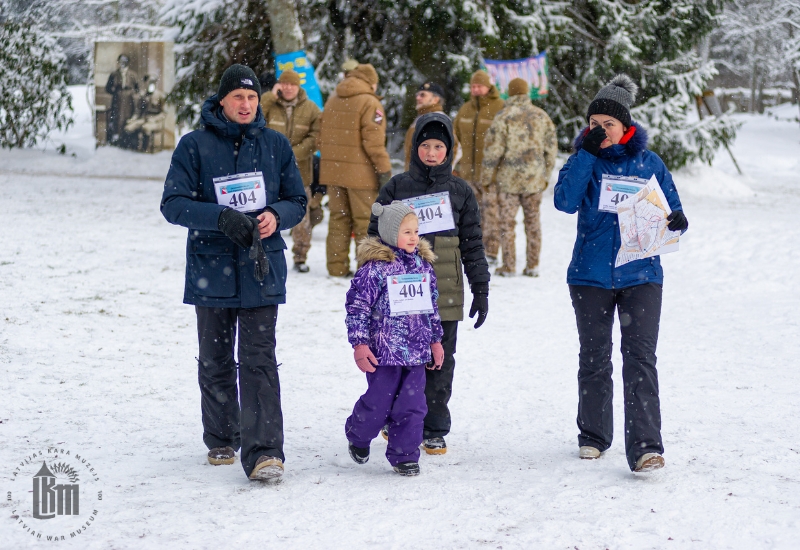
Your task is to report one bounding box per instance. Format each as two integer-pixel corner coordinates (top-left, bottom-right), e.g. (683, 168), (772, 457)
(554, 75), (689, 472)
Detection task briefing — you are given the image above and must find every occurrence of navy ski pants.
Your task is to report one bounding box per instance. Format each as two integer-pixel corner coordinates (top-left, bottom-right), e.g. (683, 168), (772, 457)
(569, 283), (664, 470)
(196, 305), (284, 477)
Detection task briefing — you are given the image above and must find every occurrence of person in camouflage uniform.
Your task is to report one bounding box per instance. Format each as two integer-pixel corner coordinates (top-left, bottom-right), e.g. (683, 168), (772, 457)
(480, 78), (558, 277)
(260, 69), (322, 272)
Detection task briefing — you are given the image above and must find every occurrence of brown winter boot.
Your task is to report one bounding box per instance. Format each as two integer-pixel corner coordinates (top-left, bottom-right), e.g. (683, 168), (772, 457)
(634, 453), (665, 472)
(249, 456), (284, 481)
(207, 446), (235, 465)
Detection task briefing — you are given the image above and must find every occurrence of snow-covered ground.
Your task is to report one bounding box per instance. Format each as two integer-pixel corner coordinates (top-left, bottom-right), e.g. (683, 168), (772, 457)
(1, 91), (799, 548)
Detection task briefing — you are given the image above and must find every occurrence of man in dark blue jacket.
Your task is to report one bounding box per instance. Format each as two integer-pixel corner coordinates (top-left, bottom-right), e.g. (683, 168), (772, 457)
(161, 64), (307, 481)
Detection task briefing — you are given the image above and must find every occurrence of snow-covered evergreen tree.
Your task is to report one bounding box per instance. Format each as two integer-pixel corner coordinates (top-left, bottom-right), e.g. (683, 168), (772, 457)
(710, 0), (800, 113)
(540, 0), (739, 169)
(3, 0), (165, 84)
(161, 0), (273, 125)
(0, 20), (73, 149)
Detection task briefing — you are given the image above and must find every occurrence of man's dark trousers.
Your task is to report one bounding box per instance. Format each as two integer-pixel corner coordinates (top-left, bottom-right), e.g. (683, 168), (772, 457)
(423, 320), (458, 439)
(196, 305), (284, 477)
(569, 283), (664, 470)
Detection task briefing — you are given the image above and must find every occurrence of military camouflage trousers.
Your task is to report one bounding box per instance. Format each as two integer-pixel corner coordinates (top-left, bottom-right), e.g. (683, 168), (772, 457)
(497, 191), (542, 273)
(291, 186), (324, 264)
(468, 180), (500, 258)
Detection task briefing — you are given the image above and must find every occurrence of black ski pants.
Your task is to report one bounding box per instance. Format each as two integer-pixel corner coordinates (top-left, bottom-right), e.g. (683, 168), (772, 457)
(569, 283), (664, 470)
(196, 305), (284, 477)
(423, 320), (459, 439)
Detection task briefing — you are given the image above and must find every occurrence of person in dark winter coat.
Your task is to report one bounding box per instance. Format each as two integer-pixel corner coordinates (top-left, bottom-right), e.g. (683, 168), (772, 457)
(160, 64), (307, 482)
(554, 74), (689, 473)
(369, 112), (490, 456)
(345, 202), (444, 476)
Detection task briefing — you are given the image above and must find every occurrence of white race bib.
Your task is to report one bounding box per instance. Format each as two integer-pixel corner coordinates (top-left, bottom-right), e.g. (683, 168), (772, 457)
(402, 191), (456, 235)
(387, 273), (434, 317)
(598, 174), (648, 213)
(213, 172), (267, 213)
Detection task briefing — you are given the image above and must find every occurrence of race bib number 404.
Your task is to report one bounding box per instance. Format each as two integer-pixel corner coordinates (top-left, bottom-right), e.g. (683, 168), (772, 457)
(387, 273), (434, 317)
(599, 174), (648, 213)
(402, 191), (456, 235)
(213, 172), (267, 213)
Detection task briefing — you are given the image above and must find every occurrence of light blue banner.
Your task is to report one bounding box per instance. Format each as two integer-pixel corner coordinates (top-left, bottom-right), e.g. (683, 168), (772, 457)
(275, 50), (324, 109)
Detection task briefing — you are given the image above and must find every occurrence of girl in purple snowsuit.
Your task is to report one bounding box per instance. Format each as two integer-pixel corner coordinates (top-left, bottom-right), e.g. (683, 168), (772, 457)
(345, 201), (444, 476)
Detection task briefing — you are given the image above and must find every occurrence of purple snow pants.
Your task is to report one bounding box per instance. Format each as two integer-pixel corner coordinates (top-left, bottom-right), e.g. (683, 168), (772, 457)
(345, 364), (427, 466)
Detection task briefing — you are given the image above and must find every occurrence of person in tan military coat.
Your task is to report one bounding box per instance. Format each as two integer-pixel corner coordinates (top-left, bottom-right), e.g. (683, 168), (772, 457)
(261, 70), (322, 272)
(318, 63), (392, 277)
(453, 71), (505, 264)
(481, 78), (558, 277)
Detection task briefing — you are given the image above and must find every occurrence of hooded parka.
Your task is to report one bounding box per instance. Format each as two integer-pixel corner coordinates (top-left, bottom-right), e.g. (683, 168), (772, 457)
(161, 96), (307, 308)
(554, 123), (685, 289)
(369, 112), (490, 322)
(318, 76), (391, 189)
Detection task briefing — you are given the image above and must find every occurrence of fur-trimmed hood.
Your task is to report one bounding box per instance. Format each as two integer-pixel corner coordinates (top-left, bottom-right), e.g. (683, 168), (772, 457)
(573, 121), (648, 157)
(356, 236), (436, 267)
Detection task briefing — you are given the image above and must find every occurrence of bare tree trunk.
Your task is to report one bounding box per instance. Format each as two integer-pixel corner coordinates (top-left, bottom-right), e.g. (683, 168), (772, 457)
(749, 41), (760, 113)
(266, 0), (305, 54)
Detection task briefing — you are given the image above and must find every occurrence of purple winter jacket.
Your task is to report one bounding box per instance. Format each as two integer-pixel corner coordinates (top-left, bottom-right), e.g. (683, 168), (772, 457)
(346, 237), (444, 366)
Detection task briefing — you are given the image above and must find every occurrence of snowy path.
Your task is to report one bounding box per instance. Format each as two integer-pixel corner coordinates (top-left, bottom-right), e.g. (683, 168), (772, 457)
(1, 109), (800, 548)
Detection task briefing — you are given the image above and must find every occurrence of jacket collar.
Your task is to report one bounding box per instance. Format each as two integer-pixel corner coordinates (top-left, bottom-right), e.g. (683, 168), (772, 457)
(356, 236), (436, 266)
(201, 94), (267, 140)
(573, 121), (648, 159)
(409, 111), (455, 185)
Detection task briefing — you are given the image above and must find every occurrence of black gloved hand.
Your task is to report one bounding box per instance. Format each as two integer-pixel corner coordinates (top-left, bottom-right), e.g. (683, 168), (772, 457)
(378, 171), (393, 188)
(248, 223), (269, 281)
(469, 283), (489, 329)
(667, 210), (688, 232)
(218, 207), (255, 248)
(582, 126), (607, 157)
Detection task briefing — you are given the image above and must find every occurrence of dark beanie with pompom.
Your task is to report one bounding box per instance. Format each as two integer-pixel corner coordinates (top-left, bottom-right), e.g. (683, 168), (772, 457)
(586, 74), (638, 127)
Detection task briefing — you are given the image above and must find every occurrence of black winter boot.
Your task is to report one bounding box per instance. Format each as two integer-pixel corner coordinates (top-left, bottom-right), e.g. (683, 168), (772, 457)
(393, 462), (420, 476)
(348, 442), (370, 464)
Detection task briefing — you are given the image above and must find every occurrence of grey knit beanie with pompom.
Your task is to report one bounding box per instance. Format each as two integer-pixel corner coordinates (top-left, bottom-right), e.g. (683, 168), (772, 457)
(586, 74), (638, 127)
(371, 201), (415, 248)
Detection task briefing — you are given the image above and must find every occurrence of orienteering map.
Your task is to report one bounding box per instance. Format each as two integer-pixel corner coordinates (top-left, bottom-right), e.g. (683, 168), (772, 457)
(615, 175), (681, 267)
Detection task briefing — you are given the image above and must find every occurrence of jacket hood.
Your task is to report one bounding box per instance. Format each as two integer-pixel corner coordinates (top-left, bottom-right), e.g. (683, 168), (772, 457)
(573, 121), (648, 157)
(505, 94), (531, 108)
(356, 236), (436, 267)
(335, 76), (378, 99)
(409, 111), (456, 184)
(201, 95), (266, 139)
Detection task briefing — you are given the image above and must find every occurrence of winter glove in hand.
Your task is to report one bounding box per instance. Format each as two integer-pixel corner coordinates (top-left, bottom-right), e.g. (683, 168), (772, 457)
(354, 344), (378, 373)
(429, 342), (444, 370)
(667, 210), (688, 232)
(248, 223), (268, 281)
(582, 126), (607, 157)
(378, 171), (393, 188)
(218, 208), (255, 248)
(468, 283), (489, 329)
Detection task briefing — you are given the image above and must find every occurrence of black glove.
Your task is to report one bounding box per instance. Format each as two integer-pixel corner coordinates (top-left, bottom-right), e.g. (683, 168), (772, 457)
(218, 208), (255, 248)
(667, 210), (688, 232)
(468, 283), (489, 329)
(582, 126), (607, 157)
(378, 171), (393, 188)
(248, 223), (269, 281)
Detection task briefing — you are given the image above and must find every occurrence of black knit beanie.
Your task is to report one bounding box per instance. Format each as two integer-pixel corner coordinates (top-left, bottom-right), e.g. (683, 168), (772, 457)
(586, 74), (638, 127)
(415, 120), (451, 152)
(217, 64), (262, 100)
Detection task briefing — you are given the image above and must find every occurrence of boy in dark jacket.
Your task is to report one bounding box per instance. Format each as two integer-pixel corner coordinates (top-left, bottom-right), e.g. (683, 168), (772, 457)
(369, 113), (490, 455)
(345, 202), (444, 476)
